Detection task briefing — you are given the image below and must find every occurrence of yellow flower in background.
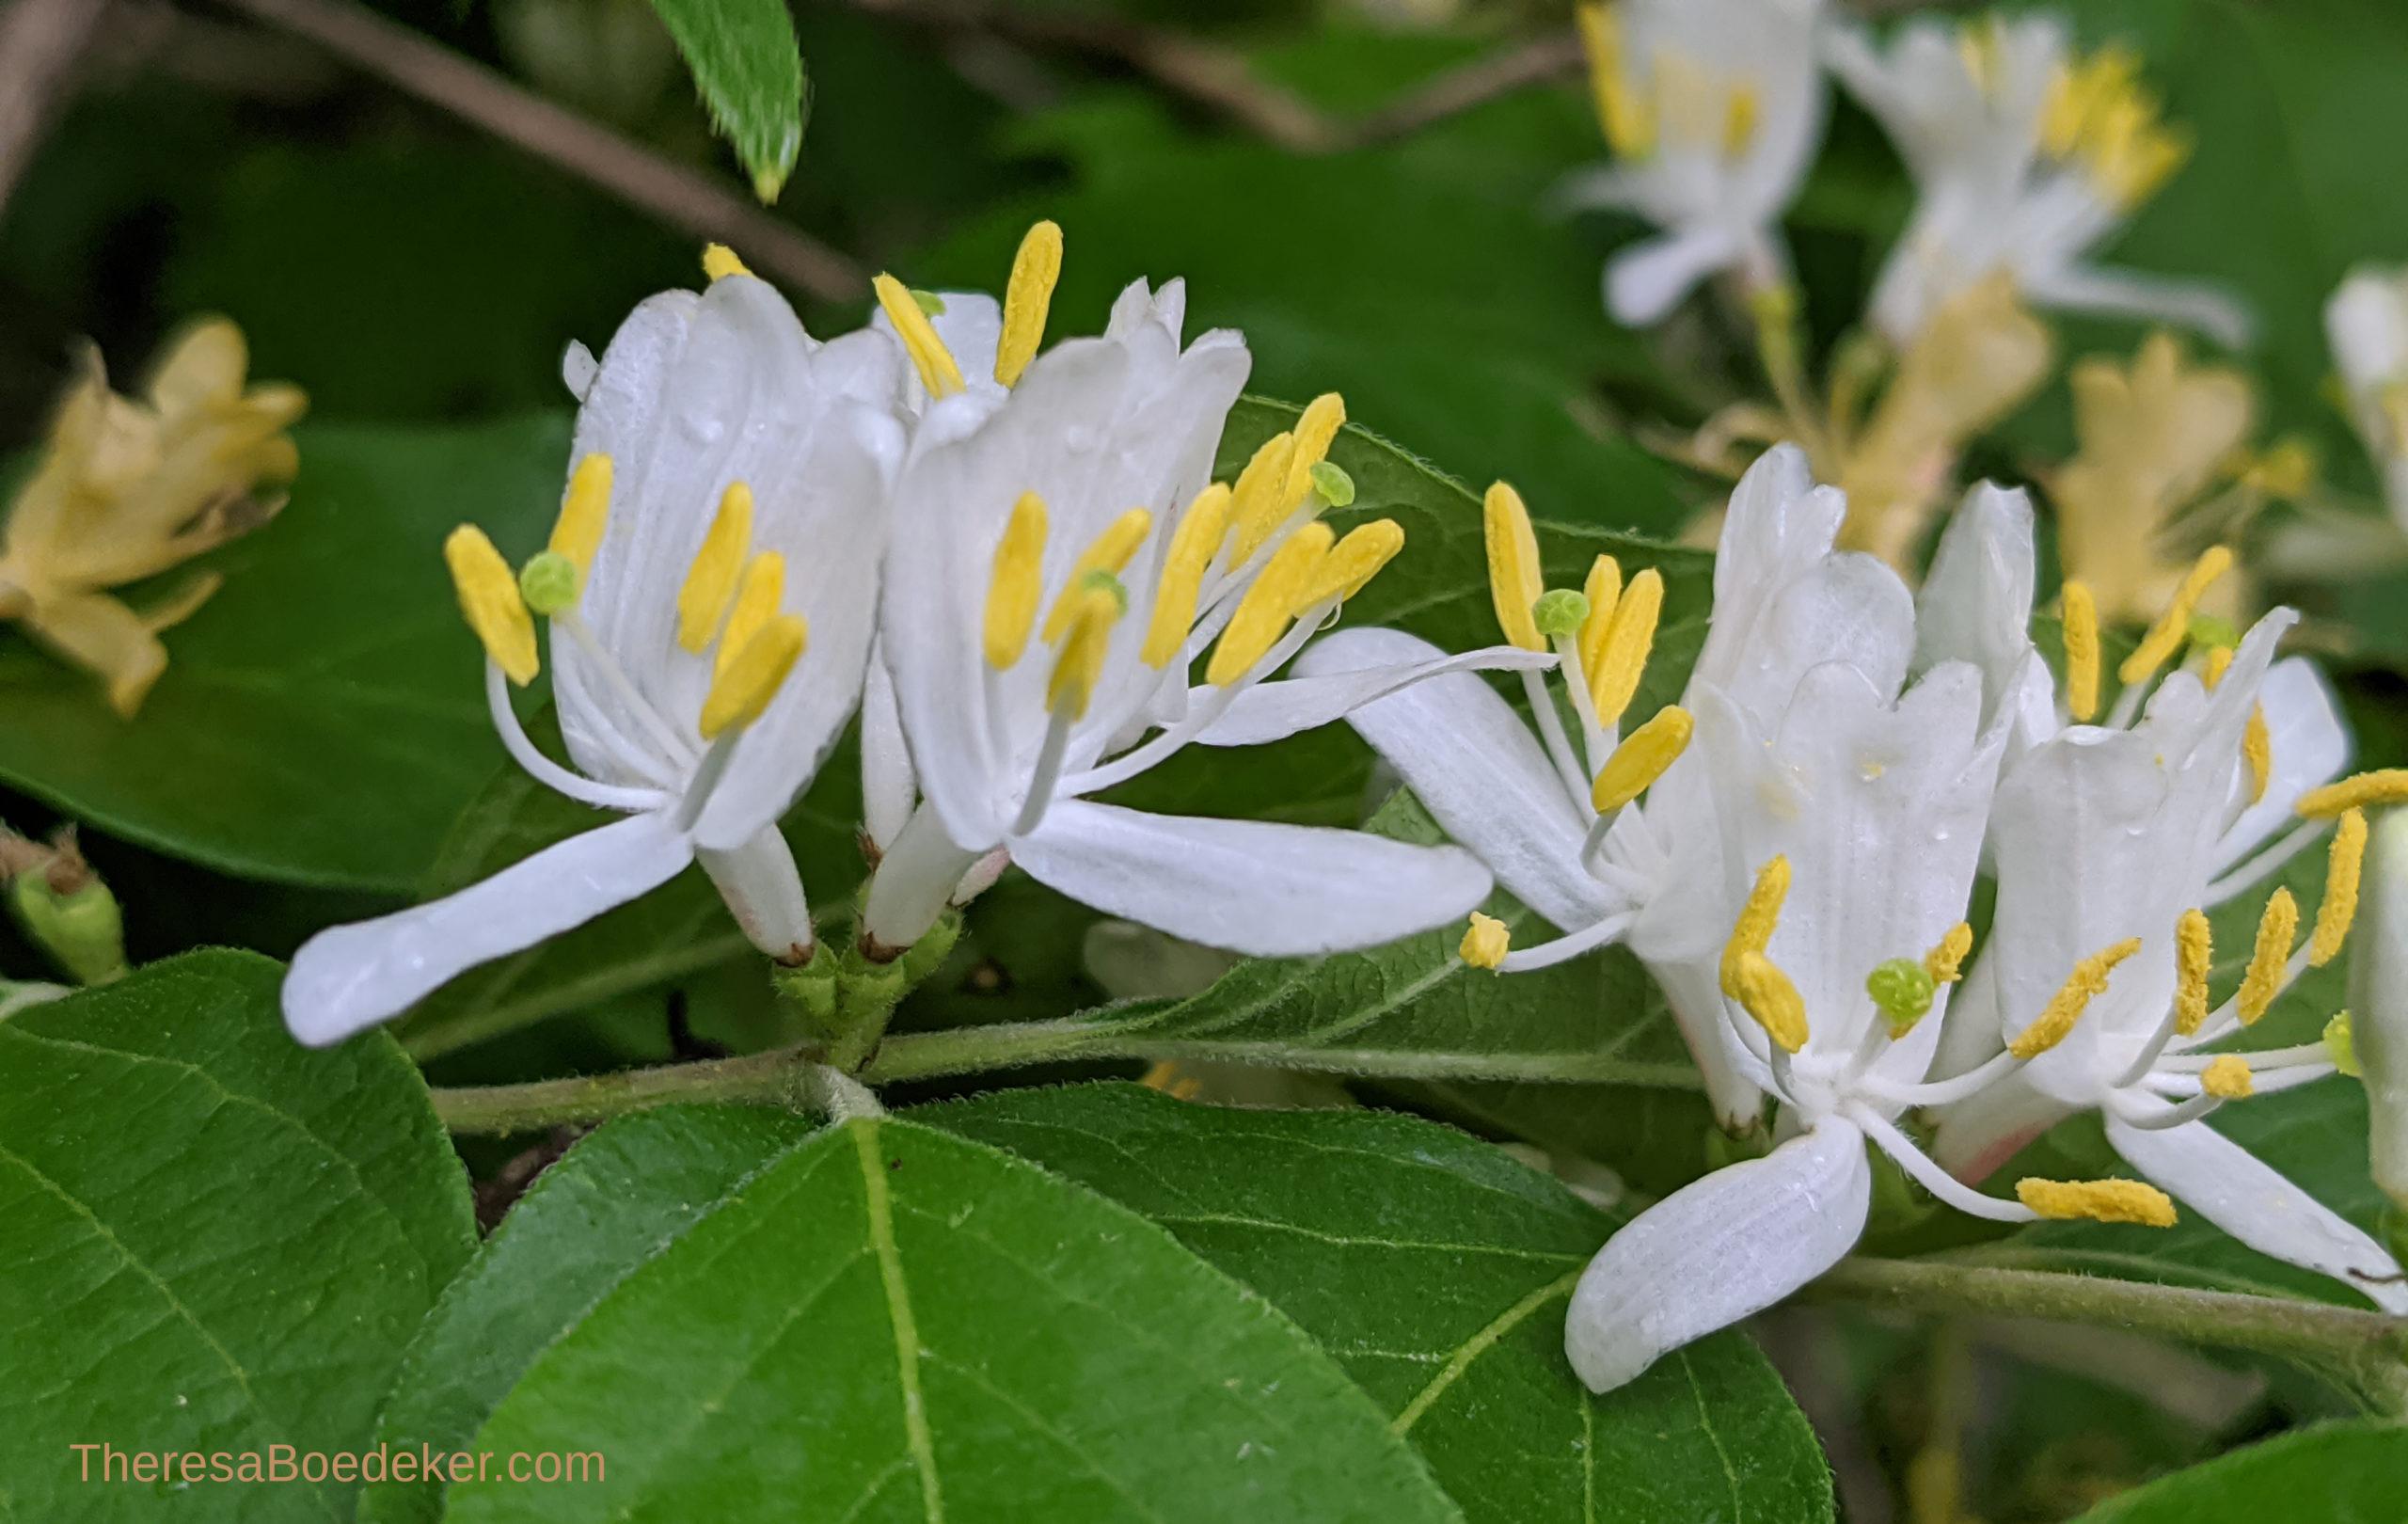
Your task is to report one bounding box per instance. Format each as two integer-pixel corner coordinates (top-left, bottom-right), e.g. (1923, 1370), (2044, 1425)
(0, 319), (305, 717)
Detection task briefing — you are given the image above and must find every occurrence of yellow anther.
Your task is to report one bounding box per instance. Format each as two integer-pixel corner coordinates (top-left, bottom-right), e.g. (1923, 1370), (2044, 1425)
(2200, 1054), (2255, 1100)
(1577, 555), (1623, 677)
(1719, 854), (1790, 999)
(2237, 887), (2299, 1025)
(1228, 433), (1301, 564)
(1586, 566), (1662, 725)
(1140, 484), (1232, 668)
(1205, 523), (1333, 688)
(1297, 519), (1404, 608)
(1042, 508), (1153, 642)
(1460, 913), (1510, 971)
(984, 491), (1049, 670)
(1284, 394), (1347, 506)
(551, 454), (613, 576)
(677, 482), (753, 652)
(2298, 770), (2408, 819)
(443, 525), (538, 687)
(1729, 950), (1809, 1055)
(1721, 83), (1760, 155)
(2242, 704), (2273, 804)
(1924, 922), (1973, 986)
(1483, 482), (1545, 652)
(1592, 706), (1691, 813)
(2118, 546), (2234, 686)
(873, 273), (964, 398)
(995, 220), (1063, 388)
(1576, 2), (1655, 157)
(2009, 937), (2142, 1059)
(2201, 644), (2235, 689)
(702, 244), (751, 282)
(2015, 1177), (2178, 1228)
(716, 552), (787, 682)
(1047, 585), (1122, 720)
(2313, 809), (2368, 968)
(2061, 580), (2101, 722)
(698, 614), (804, 739)
(2175, 907), (2213, 1036)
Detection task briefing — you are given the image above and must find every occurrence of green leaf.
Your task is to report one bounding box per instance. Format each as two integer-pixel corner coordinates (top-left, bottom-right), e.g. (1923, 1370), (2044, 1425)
(0, 950), (474, 1521)
(925, 1084), (1834, 1524)
(646, 0), (809, 202)
(424, 1107), (1466, 1522)
(0, 415), (567, 893)
(2069, 1421), (2408, 1522)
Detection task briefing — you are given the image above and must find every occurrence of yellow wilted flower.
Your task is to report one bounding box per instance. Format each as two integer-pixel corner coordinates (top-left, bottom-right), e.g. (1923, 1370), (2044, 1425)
(0, 319), (305, 716)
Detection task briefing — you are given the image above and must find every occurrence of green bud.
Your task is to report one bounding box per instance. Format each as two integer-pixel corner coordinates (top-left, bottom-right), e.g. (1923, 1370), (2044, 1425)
(1867, 957), (1936, 1033)
(911, 289), (946, 316)
(517, 550), (579, 615)
(2187, 612), (2241, 650)
(2326, 1009), (2362, 1079)
(1080, 569), (1129, 612)
(9, 871), (126, 987)
(1530, 588), (1591, 640)
(1307, 459), (1355, 508)
(1864, 1141), (1941, 1238)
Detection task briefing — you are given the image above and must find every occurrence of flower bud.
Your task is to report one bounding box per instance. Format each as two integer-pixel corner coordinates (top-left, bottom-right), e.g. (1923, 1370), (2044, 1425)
(2, 829), (126, 986)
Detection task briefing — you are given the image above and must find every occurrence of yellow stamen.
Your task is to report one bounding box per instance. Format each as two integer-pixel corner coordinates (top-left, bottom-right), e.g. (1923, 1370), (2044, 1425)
(1729, 950), (1809, 1054)
(1719, 854), (1790, 998)
(1460, 913), (1510, 971)
(1721, 83), (1760, 155)
(1482, 482), (1546, 652)
(984, 491), (1049, 670)
(1591, 706), (1691, 812)
(677, 482), (753, 652)
(1140, 484), (1232, 668)
(2298, 770), (2408, 819)
(873, 273), (964, 398)
(2015, 1177), (2178, 1228)
(1047, 586), (1121, 720)
(1228, 433), (1300, 564)
(2201, 645), (2235, 690)
(2008, 937), (2142, 1059)
(551, 454), (612, 576)
(2117, 546), (2233, 686)
(443, 525), (538, 687)
(1575, 2), (1656, 158)
(702, 244), (751, 282)
(2200, 1054), (2255, 1100)
(1577, 555), (1623, 678)
(1924, 923), (1973, 985)
(716, 552), (787, 681)
(2243, 704), (2272, 804)
(698, 614), (805, 739)
(1297, 519), (1404, 608)
(1205, 524), (1334, 688)
(995, 220), (1063, 389)
(1039, 508), (1152, 643)
(2061, 580), (2100, 722)
(1587, 566), (1662, 725)
(2237, 888), (2298, 1025)
(2175, 907), (2212, 1036)
(1283, 394), (1347, 506)
(2313, 810), (2368, 968)
(1139, 1060), (1205, 1101)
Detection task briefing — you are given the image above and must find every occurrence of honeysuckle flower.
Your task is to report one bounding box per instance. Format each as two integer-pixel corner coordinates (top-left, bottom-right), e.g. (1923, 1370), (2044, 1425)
(0, 319), (304, 716)
(2352, 809), (2408, 1212)
(855, 230), (1510, 961)
(1827, 12), (2246, 349)
(1557, 0), (1829, 325)
(2326, 266), (2408, 528)
(283, 262), (905, 1046)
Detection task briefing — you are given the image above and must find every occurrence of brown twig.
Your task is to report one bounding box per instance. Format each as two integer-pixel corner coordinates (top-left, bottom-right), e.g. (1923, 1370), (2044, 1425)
(1345, 33), (1584, 151)
(216, 0), (866, 300)
(0, 0), (113, 214)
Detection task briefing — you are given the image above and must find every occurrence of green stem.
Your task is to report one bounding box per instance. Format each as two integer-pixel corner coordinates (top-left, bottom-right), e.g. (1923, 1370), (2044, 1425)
(432, 1043), (824, 1135)
(1811, 1256), (2408, 1414)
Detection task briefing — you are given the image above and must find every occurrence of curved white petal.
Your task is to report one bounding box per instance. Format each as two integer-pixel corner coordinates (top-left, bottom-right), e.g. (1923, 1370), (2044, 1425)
(2351, 809), (2408, 1211)
(861, 647), (917, 853)
(1565, 1119), (1871, 1393)
(1929, 1061), (2072, 1180)
(282, 813), (692, 1046)
(2023, 263), (2253, 349)
(2106, 1113), (2408, 1313)
(1606, 227), (1741, 327)
(1914, 480), (2038, 724)
(2215, 656), (2349, 869)
(697, 826), (814, 963)
(1009, 800), (1493, 958)
(1196, 643), (1557, 749)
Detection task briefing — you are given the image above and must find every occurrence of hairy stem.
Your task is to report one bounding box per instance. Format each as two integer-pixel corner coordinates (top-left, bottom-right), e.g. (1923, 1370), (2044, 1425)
(433, 1042), (825, 1135)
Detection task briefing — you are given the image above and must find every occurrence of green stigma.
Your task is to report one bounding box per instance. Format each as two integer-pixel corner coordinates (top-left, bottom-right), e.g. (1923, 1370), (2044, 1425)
(1867, 958), (1936, 1033)
(1308, 460), (1355, 508)
(2187, 612), (2240, 650)
(1530, 588), (1591, 639)
(2326, 1010), (2362, 1079)
(911, 289), (947, 316)
(1081, 568), (1129, 613)
(517, 550), (579, 616)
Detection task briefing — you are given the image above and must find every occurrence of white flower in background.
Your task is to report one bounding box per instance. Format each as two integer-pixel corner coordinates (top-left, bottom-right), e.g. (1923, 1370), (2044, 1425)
(1827, 12), (2247, 348)
(2351, 808), (2408, 1213)
(1557, 0), (1829, 325)
(854, 230), (1516, 961)
(283, 257), (905, 1045)
(2325, 267), (2408, 527)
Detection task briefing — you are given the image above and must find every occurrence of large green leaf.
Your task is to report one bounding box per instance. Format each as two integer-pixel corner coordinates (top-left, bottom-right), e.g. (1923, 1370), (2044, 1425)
(926, 1084), (1833, 1524)
(423, 1107), (1466, 1522)
(0, 950), (474, 1522)
(2070, 1421), (2408, 1522)
(0, 415), (566, 893)
(647, 0), (809, 203)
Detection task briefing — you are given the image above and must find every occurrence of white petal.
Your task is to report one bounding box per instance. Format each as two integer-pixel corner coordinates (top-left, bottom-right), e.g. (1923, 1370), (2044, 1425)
(697, 826), (814, 962)
(2215, 655), (2349, 868)
(1914, 480), (2038, 725)
(2327, 268), (2408, 397)
(1929, 1060), (2071, 1179)
(1292, 627), (1617, 934)
(1009, 800), (1493, 958)
(1606, 227), (1741, 327)
(2352, 809), (2408, 1211)
(861, 646), (916, 852)
(1565, 1119), (1871, 1393)
(2023, 263), (2254, 350)
(1195, 643), (1557, 749)
(282, 813), (692, 1046)
(2106, 1114), (2408, 1313)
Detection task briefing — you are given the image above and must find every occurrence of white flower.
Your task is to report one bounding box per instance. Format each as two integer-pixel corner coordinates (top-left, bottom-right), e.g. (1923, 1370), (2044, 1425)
(853, 231), (1509, 961)
(1556, 0), (1830, 325)
(1828, 12), (2246, 347)
(2326, 267), (2408, 527)
(283, 262), (904, 1045)
(2351, 808), (2408, 1213)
